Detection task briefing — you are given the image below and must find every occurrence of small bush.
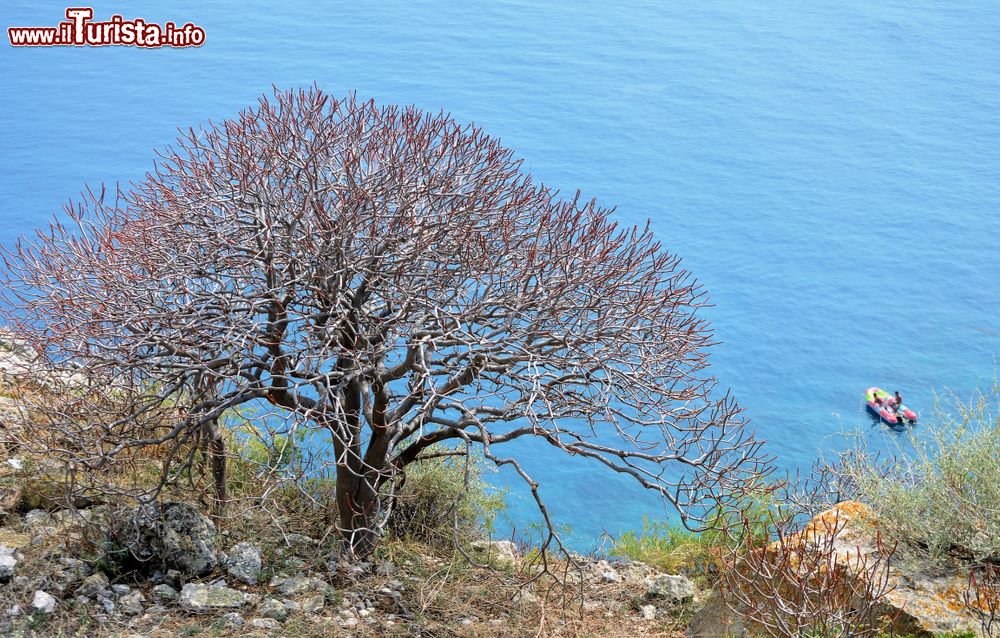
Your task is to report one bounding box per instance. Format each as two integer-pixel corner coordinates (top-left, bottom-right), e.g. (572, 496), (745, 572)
(388, 448), (505, 546)
(611, 517), (725, 578)
(843, 384), (1000, 562)
(225, 429), (303, 500)
(611, 491), (777, 581)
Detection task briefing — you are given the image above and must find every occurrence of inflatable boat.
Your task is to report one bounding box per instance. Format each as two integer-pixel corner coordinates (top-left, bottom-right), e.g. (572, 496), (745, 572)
(865, 387), (917, 425)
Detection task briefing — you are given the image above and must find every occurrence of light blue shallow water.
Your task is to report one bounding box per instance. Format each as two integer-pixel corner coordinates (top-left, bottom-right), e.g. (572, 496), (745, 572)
(2, 1), (998, 548)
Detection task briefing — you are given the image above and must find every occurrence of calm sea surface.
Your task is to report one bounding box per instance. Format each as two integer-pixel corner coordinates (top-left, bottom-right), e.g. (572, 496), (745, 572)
(2, 1), (998, 548)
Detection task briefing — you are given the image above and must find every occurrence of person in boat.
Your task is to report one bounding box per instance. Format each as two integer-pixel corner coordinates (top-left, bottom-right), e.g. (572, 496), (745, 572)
(893, 390), (903, 412)
(873, 393), (883, 406)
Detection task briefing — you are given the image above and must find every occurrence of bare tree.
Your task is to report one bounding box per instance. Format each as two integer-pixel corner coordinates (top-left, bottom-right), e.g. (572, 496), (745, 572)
(0, 87), (767, 558)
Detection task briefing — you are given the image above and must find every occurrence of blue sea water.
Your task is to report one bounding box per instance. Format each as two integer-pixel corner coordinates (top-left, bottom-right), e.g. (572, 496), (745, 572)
(2, 1), (998, 549)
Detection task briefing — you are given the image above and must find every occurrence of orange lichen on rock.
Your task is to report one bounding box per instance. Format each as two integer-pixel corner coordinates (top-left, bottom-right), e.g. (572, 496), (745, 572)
(794, 502), (988, 637)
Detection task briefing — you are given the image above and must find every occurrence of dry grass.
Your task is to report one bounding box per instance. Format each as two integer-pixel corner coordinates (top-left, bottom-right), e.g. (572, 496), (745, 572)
(0, 451), (693, 637)
(0, 523), (693, 638)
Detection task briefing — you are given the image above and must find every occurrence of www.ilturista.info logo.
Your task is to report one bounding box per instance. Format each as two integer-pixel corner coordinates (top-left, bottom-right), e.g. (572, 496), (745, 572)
(8, 8), (205, 48)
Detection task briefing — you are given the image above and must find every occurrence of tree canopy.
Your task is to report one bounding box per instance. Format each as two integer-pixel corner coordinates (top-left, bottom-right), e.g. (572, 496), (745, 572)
(1, 87), (767, 557)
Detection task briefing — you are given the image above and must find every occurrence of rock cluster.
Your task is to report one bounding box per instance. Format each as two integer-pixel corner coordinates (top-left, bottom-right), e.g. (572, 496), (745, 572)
(686, 501), (988, 638)
(224, 541), (262, 585)
(107, 501), (219, 577)
(180, 583), (248, 612)
(470, 539), (519, 566)
(0, 545), (19, 582)
(810, 502), (987, 637)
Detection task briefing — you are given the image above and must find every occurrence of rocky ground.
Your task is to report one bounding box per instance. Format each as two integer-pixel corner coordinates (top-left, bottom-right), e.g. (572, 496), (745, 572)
(685, 501), (992, 638)
(806, 502), (989, 637)
(0, 500), (702, 637)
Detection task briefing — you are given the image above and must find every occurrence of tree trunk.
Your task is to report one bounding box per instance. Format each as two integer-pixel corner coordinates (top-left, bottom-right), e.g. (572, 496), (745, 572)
(335, 470), (381, 558)
(207, 421), (228, 517)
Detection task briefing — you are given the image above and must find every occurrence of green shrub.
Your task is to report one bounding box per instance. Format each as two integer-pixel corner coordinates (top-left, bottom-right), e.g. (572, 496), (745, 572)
(843, 383), (1000, 561)
(224, 407), (306, 499)
(611, 517), (725, 578)
(611, 490), (778, 580)
(387, 448), (505, 546)
(223, 423), (505, 547)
